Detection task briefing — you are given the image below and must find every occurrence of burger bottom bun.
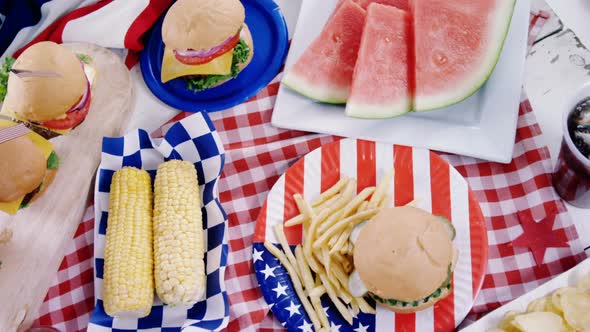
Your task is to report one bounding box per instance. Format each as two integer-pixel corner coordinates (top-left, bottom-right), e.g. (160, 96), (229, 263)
(210, 24), (254, 89)
(375, 248), (459, 313)
(380, 287), (452, 314)
(29, 167), (58, 204)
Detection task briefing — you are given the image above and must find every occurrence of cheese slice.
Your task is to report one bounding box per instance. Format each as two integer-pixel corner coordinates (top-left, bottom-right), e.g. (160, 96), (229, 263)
(161, 46), (233, 83)
(0, 119), (54, 215)
(0, 107), (71, 136)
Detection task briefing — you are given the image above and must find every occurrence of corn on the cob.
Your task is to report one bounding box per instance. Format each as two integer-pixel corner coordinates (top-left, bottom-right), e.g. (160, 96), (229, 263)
(103, 167), (154, 318)
(153, 160), (205, 306)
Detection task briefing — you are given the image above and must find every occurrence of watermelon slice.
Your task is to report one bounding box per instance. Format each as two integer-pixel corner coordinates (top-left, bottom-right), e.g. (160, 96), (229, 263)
(281, 0), (366, 104)
(346, 3), (412, 118)
(336, 0), (409, 11)
(357, 0), (408, 10)
(412, 0), (516, 111)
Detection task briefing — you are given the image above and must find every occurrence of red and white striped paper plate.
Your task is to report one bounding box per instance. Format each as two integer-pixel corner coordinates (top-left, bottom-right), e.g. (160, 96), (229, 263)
(254, 139), (488, 331)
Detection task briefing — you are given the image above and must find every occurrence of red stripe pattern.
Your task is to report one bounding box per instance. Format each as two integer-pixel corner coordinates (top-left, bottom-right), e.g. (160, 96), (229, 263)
(283, 159), (304, 244)
(430, 153), (455, 331)
(14, 1), (171, 68)
(393, 145), (417, 331)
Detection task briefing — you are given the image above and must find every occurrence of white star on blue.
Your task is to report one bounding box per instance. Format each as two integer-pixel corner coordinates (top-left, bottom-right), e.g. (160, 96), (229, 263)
(298, 320), (313, 332)
(285, 301), (301, 317)
(330, 321), (341, 332)
(260, 264), (277, 280)
(354, 322), (369, 332)
(272, 282), (288, 298)
(253, 248), (264, 262)
(257, 242), (376, 331)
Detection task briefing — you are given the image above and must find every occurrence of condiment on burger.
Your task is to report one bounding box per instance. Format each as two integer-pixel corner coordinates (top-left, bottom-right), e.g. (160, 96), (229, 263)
(0, 120), (59, 215)
(160, 0), (254, 91)
(349, 206), (457, 313)
(1, 41), (97, 137)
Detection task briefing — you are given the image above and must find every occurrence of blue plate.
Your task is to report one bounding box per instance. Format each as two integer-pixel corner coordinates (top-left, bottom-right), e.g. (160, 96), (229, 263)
(140, 0), (289, 113)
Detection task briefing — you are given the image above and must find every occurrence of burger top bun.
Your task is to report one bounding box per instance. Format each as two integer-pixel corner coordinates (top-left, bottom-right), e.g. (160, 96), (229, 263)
(353, 206), (454, 302)
(0, 135), (46, 202)
(4, 41), (86, 122)
(162, 0), (245, 51)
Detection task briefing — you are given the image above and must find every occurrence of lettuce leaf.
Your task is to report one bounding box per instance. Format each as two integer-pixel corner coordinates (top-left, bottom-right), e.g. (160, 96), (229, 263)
(0, 56), (15, 102)
(186, 39), (250, 92)
(47, 151), (60, 169)
(77, 53), (91, 64)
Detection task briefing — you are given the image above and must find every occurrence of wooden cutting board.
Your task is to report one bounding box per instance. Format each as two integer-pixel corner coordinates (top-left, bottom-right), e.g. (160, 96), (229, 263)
(0, 43), (133, 332)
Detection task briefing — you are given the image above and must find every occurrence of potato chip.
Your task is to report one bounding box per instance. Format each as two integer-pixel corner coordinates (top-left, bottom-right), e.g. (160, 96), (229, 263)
(561, 289), (590, 332)
(577, 272), (590, 290)
(511, 312), (566, 332)
(544, 296), (562, 316)
(526, 296), (549, 313)
(498, 310), (521, 332)
(551, 287), (578, 313)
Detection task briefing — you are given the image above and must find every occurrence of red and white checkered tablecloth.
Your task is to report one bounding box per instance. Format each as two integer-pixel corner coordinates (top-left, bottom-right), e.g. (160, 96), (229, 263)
(32, 9), (588, 332)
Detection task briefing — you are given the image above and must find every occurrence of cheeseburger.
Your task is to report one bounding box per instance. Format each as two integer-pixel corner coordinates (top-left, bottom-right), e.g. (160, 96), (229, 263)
(161, 0), (254, 91)
(1, 41), (97, 137)
(0, 120), (59, 215)
(349, 206), (457, 313)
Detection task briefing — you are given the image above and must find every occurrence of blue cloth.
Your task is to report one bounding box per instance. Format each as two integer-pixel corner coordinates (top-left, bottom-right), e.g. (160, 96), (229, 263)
(0, 0), (51, 55)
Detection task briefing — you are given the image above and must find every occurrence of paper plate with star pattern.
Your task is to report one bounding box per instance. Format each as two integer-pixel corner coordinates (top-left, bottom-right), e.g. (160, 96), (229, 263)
(253, 139), (488, 332)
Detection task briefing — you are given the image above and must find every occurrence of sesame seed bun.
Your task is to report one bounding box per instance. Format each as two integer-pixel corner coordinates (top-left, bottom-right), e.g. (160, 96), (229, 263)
(4, 41), (86, 123)
(162, 0), (245, 51)
(0, 135), (46, 202)
(353, 207), (455, 306)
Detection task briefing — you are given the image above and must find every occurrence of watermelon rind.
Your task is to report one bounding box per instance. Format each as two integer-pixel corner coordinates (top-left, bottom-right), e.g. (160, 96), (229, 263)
(345, 100), (411, 119)
(414, 0), (516, 112)
(281, 72), (348, 105)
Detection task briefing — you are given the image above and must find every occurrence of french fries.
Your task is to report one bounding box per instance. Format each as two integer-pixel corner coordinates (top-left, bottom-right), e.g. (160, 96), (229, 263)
(313, 209), (379, 250)
(317, 186), (375, 234)
(264, 241), (321, 330)
(311, 178), (347, 207)
(294, 194), (315, 219)
(368, 170), (393, 209)
(273, 225), (301, 279)
(266, 173), (394, 330)
(284, 213), (306, 227)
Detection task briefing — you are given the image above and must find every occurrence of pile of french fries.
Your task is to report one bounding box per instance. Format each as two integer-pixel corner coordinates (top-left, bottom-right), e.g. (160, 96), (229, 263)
(264, 172), (400, 331)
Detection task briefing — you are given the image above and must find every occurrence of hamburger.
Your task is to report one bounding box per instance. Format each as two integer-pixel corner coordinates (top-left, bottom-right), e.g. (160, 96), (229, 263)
(160, 0), (254, 91)
(0, 120), (59, 215)
(349, 206), (457, 313)
(1, 41), (97, 137)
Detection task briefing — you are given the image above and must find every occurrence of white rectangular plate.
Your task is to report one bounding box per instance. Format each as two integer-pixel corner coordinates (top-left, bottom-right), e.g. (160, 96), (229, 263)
(271, 0), (530, 163)
(462, 259), (590, 331)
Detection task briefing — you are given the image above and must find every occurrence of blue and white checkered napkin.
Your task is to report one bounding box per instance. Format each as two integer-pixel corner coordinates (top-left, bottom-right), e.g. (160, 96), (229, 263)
(88, 112), (229, 332)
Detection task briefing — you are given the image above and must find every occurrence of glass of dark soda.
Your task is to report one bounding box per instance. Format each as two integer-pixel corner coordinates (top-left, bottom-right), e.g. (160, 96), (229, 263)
(552, 83), (590, 208)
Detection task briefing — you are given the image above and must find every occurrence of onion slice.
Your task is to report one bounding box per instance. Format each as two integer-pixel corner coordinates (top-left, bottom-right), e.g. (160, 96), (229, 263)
(66, 64), (91, 113)
(173, 31), (238, 59)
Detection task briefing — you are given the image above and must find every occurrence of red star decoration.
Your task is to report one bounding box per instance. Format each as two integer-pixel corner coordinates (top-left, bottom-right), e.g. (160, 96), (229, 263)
(512, 211), (570, 265)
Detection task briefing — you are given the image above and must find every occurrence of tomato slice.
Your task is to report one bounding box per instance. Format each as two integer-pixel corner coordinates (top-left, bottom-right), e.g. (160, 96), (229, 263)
(174, 32), (240, 65)
(41, 91), (91, 130)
